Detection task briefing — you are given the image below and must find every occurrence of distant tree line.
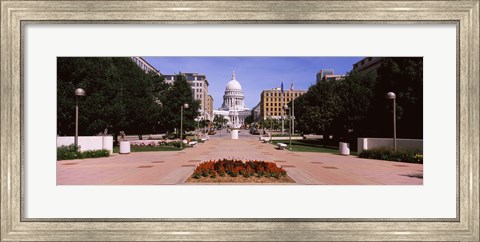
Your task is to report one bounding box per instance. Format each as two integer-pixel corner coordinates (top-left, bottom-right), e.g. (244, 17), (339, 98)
(293, 57), (423, 144)
(213, 114), (227, 128)
(57, 57), (199, 142)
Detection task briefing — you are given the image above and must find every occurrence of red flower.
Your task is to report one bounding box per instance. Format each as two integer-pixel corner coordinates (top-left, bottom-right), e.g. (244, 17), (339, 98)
(193, 159), (287, 179)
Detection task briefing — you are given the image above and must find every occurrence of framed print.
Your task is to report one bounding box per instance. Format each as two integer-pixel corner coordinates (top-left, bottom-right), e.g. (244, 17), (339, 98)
(1, 0), (479, 241)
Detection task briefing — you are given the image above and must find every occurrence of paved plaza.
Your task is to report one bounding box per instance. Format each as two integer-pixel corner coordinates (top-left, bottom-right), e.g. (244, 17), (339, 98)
(57, 131), (423, 185)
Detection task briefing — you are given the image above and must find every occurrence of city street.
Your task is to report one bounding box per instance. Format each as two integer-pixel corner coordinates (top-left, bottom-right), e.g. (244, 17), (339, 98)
(57, 131), (423, 185)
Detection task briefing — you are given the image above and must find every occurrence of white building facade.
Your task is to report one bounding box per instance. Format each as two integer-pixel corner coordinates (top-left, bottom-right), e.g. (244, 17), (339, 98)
(213, 71), (250, 128)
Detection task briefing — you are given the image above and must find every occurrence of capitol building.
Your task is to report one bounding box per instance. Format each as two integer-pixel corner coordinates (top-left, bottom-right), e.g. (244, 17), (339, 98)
(213, 71), (250, 128)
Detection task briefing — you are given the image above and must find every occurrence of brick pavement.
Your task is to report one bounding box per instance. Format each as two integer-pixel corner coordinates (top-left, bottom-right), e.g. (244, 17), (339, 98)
(57, 133), (423, 185)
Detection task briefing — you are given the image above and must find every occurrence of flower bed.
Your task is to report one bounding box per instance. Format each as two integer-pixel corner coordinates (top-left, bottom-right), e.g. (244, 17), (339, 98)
(131, 140), (181, 148)
(188, 159), (294, 183)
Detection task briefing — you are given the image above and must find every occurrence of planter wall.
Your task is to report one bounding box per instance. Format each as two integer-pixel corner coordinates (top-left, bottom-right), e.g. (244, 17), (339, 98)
(357, 138), (423, 153)
(57, 136), (113, 154)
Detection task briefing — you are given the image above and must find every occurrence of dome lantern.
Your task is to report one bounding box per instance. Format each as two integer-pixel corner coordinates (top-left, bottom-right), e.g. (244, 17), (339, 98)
(225, 70), (242, 91)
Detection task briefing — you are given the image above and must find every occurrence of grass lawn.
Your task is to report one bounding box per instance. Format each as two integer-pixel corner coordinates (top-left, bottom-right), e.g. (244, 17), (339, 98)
(113, 145), (184, 153)
(271, 140), (358, 155)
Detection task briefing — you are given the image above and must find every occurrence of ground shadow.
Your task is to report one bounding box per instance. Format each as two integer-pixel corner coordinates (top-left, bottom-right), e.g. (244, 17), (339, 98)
(399, 173), (423, 179)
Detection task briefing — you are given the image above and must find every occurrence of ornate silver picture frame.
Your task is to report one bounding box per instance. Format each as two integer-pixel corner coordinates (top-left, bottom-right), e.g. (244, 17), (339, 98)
(1, 1), (478, 241)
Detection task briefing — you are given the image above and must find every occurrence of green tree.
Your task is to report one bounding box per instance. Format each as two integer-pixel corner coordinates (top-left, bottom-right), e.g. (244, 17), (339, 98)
(57, 57), (167, 142)
(294, 80), (341, 136)
(367, 57), (423, 139)
(213, 114), (227, 128)
(114, 58), (166, 140)
(330, 70), (376, 140)
(158, 74), (200, 134)
(244, 114), (254, 125)
(294, 57), (423, 145)
(57, 57), (128, 137)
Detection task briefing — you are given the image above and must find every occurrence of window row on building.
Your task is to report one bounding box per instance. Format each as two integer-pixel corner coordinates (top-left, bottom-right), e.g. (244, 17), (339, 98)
(264, 98), (297, 106)
(130, 58), (214, 121)
(259, 88), (306, 120)
(352, 57), (385, 73)
(264, 96), (300, 102)
(264, 92), (302, 97)
(131, 57), (161, 76)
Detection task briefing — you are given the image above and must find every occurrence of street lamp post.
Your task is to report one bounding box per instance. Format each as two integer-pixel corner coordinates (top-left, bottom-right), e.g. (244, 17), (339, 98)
(74, 88), (85, 147)
(284, 104), (292, 150)
(270, 114), (273, 138)
(267, 112), (273, 140)
(194, 117), (200, 133)
(385, 92), (397, 151)
(180, 103), (189, 149)
(266, 112), (270, 134)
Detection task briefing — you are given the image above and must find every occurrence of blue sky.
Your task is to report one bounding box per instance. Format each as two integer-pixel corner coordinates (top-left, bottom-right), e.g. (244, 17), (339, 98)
(143, 57), (364, 109)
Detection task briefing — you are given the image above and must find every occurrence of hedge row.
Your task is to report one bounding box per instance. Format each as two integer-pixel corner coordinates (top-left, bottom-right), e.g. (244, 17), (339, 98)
(57, 144), (110, 161)
(359, 147), (423, 163)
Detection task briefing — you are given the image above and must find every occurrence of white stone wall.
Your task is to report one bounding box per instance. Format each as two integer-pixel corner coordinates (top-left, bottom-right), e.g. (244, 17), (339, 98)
(357, 138), (423, 153)
(57, 136), (114, 154)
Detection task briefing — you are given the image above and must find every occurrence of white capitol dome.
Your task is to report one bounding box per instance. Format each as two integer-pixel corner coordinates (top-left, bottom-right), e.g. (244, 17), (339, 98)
(225, 78), (242, 91)
(219, 71), (249, 112)
(214, 71), (250, 128)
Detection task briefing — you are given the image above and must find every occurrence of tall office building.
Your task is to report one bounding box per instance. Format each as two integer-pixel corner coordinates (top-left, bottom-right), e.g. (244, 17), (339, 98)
(251, 102), (262, 123)
(162, 72), (212, 121)
(131, 57), (161, 76)
(259, 87), (306, 120)
(131, 58), (212, 120)
(316, 69), (345, 82)
(206, 95), (214, 120)
(316, 69), (334, 82)
(352, 57), (385, 73)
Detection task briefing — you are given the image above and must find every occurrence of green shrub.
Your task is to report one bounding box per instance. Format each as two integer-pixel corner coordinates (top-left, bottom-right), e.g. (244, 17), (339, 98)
(359, 147), (423, 163)
(192, 173), (201, 179)
(57, 144), (110, 161)
(57, 144), (80, 160)
(80, 149), (110, 159)
(163, 141), (181, 148)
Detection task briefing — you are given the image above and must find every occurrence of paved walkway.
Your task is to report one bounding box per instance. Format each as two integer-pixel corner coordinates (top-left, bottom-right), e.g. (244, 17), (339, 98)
(57, 133), (423, 185)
